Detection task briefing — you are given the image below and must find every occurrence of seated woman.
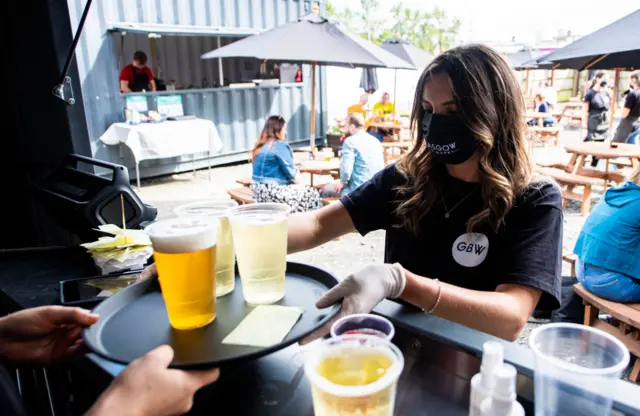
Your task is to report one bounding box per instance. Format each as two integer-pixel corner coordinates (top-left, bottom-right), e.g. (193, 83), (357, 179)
(527, 93), (556, 127)
(288, 45), (562, 342)
(250, 116), (322, 213)
(573, 166), (640, 303)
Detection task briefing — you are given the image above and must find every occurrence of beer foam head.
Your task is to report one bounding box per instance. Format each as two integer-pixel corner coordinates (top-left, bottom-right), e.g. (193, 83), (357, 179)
(145, 216), (217, 253)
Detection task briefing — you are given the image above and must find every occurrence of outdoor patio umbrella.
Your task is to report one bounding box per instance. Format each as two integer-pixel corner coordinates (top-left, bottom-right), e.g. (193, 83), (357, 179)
(534, 9), (640, 70)
(380, 37), (434, 118)
(201, 12), (414, 151)
(360, 68), (378, 94)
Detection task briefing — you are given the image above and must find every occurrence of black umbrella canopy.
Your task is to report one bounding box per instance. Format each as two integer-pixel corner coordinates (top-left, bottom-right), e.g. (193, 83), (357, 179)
(201, 13), (414, 70)
(506, 49), (546, 70)
(380, 37), (434, 70)
(536, 9), (640, 70)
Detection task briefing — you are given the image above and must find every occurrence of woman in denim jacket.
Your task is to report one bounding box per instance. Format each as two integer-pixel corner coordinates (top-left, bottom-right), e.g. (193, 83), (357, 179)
(250, 116), (321, 212)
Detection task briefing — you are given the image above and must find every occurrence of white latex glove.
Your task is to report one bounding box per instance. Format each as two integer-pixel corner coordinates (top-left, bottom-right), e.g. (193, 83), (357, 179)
(301, 263), (406, 344)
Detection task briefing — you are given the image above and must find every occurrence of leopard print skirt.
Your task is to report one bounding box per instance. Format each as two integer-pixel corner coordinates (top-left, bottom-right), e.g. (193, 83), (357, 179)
(250, 183), (322, 213)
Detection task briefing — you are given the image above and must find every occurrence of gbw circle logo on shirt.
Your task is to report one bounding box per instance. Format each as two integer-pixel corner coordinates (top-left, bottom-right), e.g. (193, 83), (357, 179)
(452, 233), (489, 268)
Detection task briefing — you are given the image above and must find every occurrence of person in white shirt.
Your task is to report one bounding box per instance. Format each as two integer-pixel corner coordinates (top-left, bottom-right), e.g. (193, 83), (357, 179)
(541, 82), (558, 108)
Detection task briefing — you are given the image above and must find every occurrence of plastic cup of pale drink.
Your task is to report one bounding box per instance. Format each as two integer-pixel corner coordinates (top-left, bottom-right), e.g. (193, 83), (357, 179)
(529, 323), (629, 416)
(305, 335), (404, 416)
(145, 216), (218, 330)
(227, 203), (290, 304)
(174, 199), (238, 297)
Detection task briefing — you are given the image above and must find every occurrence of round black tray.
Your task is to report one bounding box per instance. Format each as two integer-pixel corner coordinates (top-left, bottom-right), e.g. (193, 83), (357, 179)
(83, 262), (340, 368)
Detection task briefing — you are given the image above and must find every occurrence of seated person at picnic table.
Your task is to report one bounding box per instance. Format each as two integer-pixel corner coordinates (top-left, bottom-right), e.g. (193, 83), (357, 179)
(250, 115), (322, 213)
(572, 165), (640, 303)
(527, 94), (556, 127)
(287, 44), (562, 342)
(347, 93), (369, 121)
(0, 306), (219, 416)
(368, 92), (396, 142)
(613, 70), (640, 144)
(320, 113), (385, 198)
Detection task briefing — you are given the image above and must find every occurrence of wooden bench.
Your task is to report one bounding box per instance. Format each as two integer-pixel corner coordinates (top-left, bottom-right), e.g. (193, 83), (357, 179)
(573, 283), (640, 382)
(528, 126), (561, 147)
(236, 177), (252, 187)
(227, 187), (253, 205)
(536, 166), (601, 216)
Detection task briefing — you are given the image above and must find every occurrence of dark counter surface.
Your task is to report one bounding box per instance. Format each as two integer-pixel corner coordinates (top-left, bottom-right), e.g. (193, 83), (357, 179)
(1, 247), (639, 415)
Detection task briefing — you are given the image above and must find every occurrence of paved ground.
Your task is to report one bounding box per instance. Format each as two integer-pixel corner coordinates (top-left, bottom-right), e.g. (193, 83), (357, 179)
(137, 126), (607, 346)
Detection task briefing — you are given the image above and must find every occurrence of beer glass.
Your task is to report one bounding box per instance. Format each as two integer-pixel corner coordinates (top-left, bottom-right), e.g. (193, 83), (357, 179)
(227, 203), (290, 304)
(305, 335), (404, 416)
(145, 216), (218, 330)
(174, 199), (238, 297)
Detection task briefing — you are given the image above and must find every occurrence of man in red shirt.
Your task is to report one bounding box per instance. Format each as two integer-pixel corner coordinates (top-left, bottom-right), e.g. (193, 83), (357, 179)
(120, 51), (156, 92)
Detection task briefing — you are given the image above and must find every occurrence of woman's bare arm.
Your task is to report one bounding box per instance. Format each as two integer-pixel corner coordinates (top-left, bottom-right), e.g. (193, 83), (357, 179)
(401, 269), (542, 341)
(288, 202), (355, 254)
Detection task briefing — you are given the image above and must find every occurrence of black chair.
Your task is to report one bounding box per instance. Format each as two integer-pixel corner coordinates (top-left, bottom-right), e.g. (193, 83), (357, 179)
(36, 154), (157, 242)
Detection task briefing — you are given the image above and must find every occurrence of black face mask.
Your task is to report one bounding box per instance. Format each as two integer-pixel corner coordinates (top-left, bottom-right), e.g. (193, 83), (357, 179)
(422, 113), (477, 165)
(600, 81), (607, 87)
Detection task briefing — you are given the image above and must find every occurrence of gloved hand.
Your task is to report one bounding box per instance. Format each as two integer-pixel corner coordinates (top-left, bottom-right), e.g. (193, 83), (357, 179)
(301, 263), (406, 344)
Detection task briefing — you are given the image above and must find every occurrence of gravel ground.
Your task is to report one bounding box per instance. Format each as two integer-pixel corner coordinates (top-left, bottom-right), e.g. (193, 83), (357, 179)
(137, 126), (607, 347)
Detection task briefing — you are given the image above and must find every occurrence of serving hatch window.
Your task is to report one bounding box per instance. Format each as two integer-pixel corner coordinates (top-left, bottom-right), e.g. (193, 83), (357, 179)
(111, 32), (280, 91)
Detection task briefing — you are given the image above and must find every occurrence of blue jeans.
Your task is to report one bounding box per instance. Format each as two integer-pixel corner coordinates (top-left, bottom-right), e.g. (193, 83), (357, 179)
(576, 258), (640, 303)
(626, 128), (639, 145)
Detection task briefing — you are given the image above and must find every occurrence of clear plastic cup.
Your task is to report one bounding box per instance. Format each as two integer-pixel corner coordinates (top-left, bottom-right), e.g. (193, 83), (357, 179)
(330, 314), (395, 341)
(529, 323), (630, 416)
(227, 203), (291, 304)
(305, 335), (404, 416)
(174, 199), (238, 297)
(145, 216), (218, 330)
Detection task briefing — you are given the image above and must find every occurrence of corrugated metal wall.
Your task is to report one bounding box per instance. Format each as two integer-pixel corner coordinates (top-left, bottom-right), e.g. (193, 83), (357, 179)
(67, 0), (324, 177)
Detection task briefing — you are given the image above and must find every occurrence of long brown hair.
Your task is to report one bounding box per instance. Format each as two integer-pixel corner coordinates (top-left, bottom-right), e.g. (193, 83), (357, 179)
(395, 44), (534, 234)
(251, 115), (286, 160)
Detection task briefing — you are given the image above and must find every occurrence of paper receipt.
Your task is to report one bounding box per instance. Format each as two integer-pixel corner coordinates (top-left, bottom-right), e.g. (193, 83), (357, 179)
(222, 305), (303, 347)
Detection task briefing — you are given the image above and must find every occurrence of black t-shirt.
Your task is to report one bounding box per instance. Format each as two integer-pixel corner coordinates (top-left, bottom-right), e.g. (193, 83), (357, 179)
(624, 89), (640, 119)
(583, 88), (611, 115)
(340, 165), (563, 310)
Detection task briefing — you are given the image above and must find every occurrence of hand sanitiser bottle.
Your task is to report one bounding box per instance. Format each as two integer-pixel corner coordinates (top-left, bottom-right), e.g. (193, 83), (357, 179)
(480, 364), (525, 416)
(469, 341), (504, 416)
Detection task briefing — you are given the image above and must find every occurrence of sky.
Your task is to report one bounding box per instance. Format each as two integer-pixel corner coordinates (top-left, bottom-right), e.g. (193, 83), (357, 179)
(332, 1), (639, 45)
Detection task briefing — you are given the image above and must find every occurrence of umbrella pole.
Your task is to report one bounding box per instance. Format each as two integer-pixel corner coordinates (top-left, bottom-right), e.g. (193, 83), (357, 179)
(393, 69), (398, 122)
(310, 61), (317, 153)
(609, 68), (620, 134)
(217, 37), (224, 87)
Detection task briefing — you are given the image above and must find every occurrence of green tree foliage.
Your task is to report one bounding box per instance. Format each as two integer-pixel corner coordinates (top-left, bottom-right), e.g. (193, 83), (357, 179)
(325, 1), (461, 54)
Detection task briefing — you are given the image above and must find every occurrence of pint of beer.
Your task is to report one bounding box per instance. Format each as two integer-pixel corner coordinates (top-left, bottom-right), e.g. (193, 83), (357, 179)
(174, 200), (238, 297)
(305, 335), (404, 416)
(145, 217), (218, 330)
(228, 203), (291, 305)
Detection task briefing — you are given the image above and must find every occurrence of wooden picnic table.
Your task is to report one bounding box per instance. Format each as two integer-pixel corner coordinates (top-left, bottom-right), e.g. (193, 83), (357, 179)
(367, 121), (408, 142)
(381, 141), (414, 164)
(564, 142), (640, 190)
(524, 111), (562, 127)
(298, 159), (341, 186)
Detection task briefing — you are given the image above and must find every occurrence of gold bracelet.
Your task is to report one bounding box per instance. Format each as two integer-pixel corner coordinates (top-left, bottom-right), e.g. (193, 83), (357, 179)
(424, 278), (442, 314)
